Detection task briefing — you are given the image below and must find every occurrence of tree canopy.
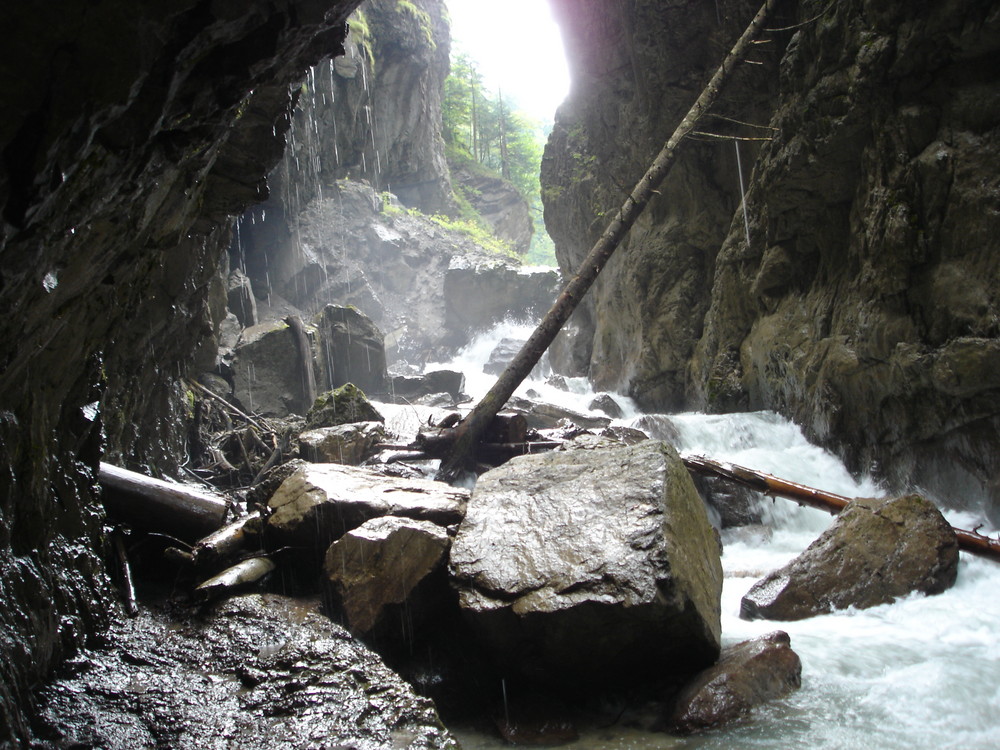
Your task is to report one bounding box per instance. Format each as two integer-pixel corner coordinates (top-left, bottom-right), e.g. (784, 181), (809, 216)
(443, 52), (556, 265)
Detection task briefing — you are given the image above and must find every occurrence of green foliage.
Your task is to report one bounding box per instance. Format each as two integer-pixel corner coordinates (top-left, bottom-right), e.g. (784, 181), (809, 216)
(380, 192), (517, 258)
(395, 0), (436, 50)
(442, 50), (558, 266)
(347, 9), (375, 70)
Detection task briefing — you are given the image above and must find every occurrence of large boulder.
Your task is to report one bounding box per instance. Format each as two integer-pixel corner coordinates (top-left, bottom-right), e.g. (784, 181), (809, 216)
(449, 440), (723, 688)
(323, 516), (450, 636)
(232, 319), (317, 416)
(267, 463), (468, 555)
(314, 305), (388, 396)
(741, 494), (960, 621)
(666, 631), (802, 733)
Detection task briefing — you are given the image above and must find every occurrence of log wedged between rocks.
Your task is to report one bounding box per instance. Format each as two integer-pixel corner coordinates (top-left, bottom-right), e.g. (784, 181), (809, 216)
(99, 462), (230, 539)
(683, 455), (1000, 563)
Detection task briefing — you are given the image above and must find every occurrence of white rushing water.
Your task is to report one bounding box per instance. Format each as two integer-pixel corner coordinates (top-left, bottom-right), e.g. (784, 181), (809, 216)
(413, 322), (1000, 750)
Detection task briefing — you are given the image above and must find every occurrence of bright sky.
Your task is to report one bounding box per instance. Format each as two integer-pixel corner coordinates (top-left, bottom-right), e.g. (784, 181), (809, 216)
(445, 0), (570, 123)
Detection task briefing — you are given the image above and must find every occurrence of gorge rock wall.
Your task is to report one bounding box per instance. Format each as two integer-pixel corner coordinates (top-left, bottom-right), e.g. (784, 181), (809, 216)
(543, 0), (1000, 519)
(0, 1), (361, 741)
(267, 0), (455, 221)
(234, 0), (545, 363)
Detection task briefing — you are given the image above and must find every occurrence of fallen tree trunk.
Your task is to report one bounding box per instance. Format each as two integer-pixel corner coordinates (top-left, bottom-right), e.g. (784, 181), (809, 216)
(435, 0), (780, 482)
(683, 454), (1000, 563)
(99, 462), (229, 540)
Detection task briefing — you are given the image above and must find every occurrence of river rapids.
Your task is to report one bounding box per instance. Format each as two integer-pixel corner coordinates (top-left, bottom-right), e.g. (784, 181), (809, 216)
(392, 321), (1000, 750)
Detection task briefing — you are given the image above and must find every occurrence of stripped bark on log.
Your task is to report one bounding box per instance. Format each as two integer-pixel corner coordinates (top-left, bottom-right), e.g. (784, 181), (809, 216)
(189, 512), (263, 570)
(194, 556), (276, 599)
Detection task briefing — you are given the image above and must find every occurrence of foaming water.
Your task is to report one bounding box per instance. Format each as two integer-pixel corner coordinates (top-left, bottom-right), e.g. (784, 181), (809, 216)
(427, 321), (641, 418)
(428, 323), (1000, 750)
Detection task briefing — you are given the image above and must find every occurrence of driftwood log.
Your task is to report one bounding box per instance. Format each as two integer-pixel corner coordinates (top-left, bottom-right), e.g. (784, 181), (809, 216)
(684, 455), (1000, 563)
(99, 462), (229, 540)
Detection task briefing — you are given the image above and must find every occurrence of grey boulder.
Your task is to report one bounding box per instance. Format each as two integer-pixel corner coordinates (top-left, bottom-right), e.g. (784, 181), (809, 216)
(449, 440), (723, 688)
(741, 494), (959, 621)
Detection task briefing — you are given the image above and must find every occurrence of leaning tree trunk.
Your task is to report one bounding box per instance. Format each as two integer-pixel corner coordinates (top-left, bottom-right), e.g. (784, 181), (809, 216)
(435, 0), (781, 482)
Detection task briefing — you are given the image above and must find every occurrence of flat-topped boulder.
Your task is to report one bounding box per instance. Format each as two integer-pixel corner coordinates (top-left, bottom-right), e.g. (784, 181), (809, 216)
(267, 463), (467, 555)
(449, 440), (723, 689)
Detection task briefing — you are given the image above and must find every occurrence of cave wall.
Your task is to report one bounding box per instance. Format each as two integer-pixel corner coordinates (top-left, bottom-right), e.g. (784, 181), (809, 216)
(543, 0), (1000, 519)
(0, 1), (361, 742)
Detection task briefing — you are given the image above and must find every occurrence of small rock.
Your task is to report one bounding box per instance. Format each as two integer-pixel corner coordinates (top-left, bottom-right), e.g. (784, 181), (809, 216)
(305, 383), (384, 429)
(692, 475), (766, 529)
(483, 338), (527, 375)
(631, 415), (682, 445)
(588, 393), (624, 418)
(666, 631), (802, 733)
(741, 494), (960, 620)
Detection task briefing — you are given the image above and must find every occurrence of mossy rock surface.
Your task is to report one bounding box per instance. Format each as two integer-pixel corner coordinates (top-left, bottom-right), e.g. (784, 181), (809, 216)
(305, 383), (384, 429)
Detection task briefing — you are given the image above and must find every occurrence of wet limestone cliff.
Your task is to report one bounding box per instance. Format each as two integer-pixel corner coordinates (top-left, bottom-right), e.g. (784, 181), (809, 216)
(543, 0), (1000, 520)
(0, 1), (363, 742)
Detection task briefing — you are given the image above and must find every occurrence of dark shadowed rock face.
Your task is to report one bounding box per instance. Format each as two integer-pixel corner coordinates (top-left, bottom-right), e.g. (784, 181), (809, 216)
(543, 0), (1000, 521)
(741, 494), (959, 621)
(34, 594), (458, 749)
(449, 440), (723, 689)
(0, 1), (361, 741)
(263, 0), (455, 219)
(667, 630), (802, 734)
(314, 304), (389, 395)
